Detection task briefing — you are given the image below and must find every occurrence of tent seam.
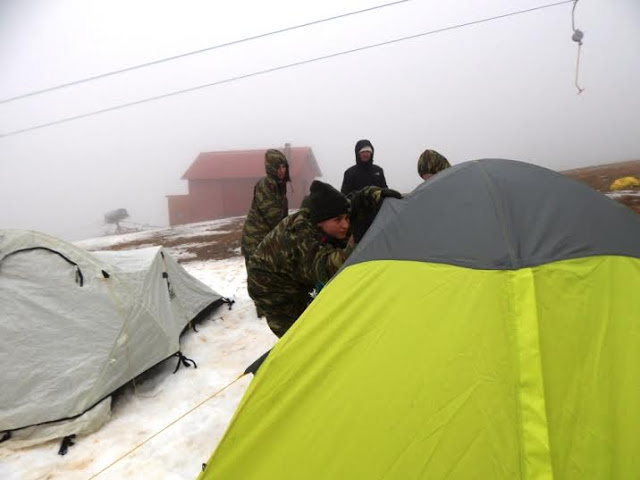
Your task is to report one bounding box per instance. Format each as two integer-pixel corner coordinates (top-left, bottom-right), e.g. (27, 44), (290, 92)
(507, 272), (526, 479)
(475, 161), (519, 268)
(83, 268), (175, 413)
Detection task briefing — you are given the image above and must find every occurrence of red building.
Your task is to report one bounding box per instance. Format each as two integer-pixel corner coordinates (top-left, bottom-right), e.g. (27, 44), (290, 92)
(167, 145), (322, 226)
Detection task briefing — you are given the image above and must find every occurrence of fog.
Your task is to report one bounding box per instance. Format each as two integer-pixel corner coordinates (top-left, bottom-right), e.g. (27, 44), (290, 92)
(1, 0), (639, 240)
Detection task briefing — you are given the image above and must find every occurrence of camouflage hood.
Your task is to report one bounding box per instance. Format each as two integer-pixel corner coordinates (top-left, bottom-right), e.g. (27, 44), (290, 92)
(265, 149), (290, 183)
(417, 149), (450, 178)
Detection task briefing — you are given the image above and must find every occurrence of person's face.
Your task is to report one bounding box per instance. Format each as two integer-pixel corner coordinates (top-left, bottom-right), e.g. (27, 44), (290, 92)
(317, 214), (350, 240)
(276, 164), (287, 180)
(358, 150), (372, 163)
(421, 173), (433, 181)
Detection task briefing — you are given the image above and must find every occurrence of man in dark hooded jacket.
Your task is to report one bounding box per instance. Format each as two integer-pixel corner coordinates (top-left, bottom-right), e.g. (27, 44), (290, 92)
(241, 149), (290, 263)
(340, 139), (388, 196)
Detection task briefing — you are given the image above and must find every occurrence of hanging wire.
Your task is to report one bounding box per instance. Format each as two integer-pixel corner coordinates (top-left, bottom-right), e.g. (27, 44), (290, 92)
(571, 0), (585, 94)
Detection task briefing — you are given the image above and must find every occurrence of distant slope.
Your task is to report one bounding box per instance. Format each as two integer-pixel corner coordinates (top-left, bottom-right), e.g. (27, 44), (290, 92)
(562, 160), (640, 192)
(76, 216), (245, 262)
(562, 160), (640, 214)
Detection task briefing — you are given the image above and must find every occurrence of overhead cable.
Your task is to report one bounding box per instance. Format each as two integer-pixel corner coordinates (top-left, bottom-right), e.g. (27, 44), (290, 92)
(0, 0), (574, 139)
(0, 0), (411, 104)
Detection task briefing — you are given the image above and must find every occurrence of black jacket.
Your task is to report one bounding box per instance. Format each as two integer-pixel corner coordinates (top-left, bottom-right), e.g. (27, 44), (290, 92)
(340, 140), (388, 195)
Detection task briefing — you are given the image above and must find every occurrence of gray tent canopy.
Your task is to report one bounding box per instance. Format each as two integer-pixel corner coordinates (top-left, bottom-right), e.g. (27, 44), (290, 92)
(0, 229), (226, 442)
(347, 158), (640, 270)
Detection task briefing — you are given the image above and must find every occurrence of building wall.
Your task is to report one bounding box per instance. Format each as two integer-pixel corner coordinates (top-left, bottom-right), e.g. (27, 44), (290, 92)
(188, 180), (226, 222)
(168, 167), (319, 226)
(167, 195), (191, 226)
(220, 178), (259, 217)
(289, 175), (313, 209)
(187, 178), (260, 222)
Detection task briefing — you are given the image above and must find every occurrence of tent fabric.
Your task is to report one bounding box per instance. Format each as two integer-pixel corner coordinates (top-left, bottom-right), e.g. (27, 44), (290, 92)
(347, 159), (640, 270)
(200, 159), (640, 479)
(0, 229), (223, 434)
(6, 398), (112, 449)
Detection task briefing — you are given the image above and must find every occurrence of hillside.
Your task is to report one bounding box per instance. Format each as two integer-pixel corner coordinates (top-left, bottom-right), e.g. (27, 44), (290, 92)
(562, 159), (640, 214)
(84, 161), (640, 264)
(77, 217), (244, 262)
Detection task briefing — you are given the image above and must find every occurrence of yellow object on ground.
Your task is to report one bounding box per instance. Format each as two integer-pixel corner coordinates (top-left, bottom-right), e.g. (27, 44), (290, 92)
(610, 176), (640, 191)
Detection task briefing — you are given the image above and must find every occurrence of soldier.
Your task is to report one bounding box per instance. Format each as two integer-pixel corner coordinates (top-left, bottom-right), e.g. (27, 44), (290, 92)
(241, 149), (290, 264)
(341, 139), (388, 196)
(248, 180), (400, 337)
(417, 149), (451, 181)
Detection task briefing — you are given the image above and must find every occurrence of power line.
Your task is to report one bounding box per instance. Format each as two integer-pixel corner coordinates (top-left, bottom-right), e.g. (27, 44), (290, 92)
(0, 0), (411, 104)
(0, 0), (574, 140)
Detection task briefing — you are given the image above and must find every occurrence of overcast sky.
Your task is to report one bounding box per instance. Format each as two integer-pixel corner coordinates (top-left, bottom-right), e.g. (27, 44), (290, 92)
(1, 0), (639, 240)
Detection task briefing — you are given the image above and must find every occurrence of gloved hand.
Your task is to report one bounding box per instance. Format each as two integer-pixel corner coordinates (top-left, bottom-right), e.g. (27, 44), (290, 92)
(380, 188), (402, 199)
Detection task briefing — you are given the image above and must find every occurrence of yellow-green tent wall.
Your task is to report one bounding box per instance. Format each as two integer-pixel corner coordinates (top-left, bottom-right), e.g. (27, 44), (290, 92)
(201, 256), (640, 479)
(200, 159), (640, 479)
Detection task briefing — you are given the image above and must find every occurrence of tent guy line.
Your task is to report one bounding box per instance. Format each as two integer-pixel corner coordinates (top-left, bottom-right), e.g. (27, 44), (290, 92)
(0, 0), (574, 140)
(87, 372), (247, 480)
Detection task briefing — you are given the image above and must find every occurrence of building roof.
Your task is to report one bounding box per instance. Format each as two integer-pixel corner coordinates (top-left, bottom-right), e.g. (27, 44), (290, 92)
(182, 147), (322, 180)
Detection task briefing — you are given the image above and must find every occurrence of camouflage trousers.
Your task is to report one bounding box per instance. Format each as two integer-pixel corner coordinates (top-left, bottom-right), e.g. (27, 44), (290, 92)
(247, 268), (312, 338)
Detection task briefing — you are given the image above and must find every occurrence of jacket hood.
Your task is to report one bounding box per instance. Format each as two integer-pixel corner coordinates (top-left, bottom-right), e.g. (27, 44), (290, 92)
(417, 149), (451, 178)
(354, 139), (375, 166)
(265, 149), (290, 183)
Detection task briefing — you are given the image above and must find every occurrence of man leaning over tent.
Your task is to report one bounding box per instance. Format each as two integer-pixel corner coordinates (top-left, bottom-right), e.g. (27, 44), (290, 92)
(247, 180), (401, 337)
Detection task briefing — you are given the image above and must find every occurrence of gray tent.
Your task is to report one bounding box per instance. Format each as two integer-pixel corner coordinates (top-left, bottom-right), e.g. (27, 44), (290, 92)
(0, 229), (226, 444)
(349, 158), (640, 268)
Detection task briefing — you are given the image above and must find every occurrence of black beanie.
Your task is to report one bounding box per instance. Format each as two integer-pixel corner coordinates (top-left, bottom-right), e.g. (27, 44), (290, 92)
(309, 181), (350, 224)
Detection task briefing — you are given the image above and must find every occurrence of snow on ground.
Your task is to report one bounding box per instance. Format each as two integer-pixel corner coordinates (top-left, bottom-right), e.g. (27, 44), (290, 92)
(75, 217), (244, 252)
(1, 251), (277, 480)
(606, 190), (640, 199)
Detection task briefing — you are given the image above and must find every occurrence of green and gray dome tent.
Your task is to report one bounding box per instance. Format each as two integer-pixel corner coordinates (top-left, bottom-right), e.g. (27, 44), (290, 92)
(200, 159), (640, 479)
(0, 229), (226, 445)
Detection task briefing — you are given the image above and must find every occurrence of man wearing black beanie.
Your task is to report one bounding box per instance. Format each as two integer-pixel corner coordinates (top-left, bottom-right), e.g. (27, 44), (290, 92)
(247, 180), (399, 337)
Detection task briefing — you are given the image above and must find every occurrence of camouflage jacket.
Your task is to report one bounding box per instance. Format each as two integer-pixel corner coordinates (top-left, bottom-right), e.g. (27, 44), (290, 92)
(241, 154), (289, 258)
(247, 209), (353, 303)
(347, 186), (390, 243)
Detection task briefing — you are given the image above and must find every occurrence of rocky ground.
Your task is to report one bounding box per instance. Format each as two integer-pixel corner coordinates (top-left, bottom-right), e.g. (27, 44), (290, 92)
(79, 217), (245, 263)
(563, 159), (640, 214)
